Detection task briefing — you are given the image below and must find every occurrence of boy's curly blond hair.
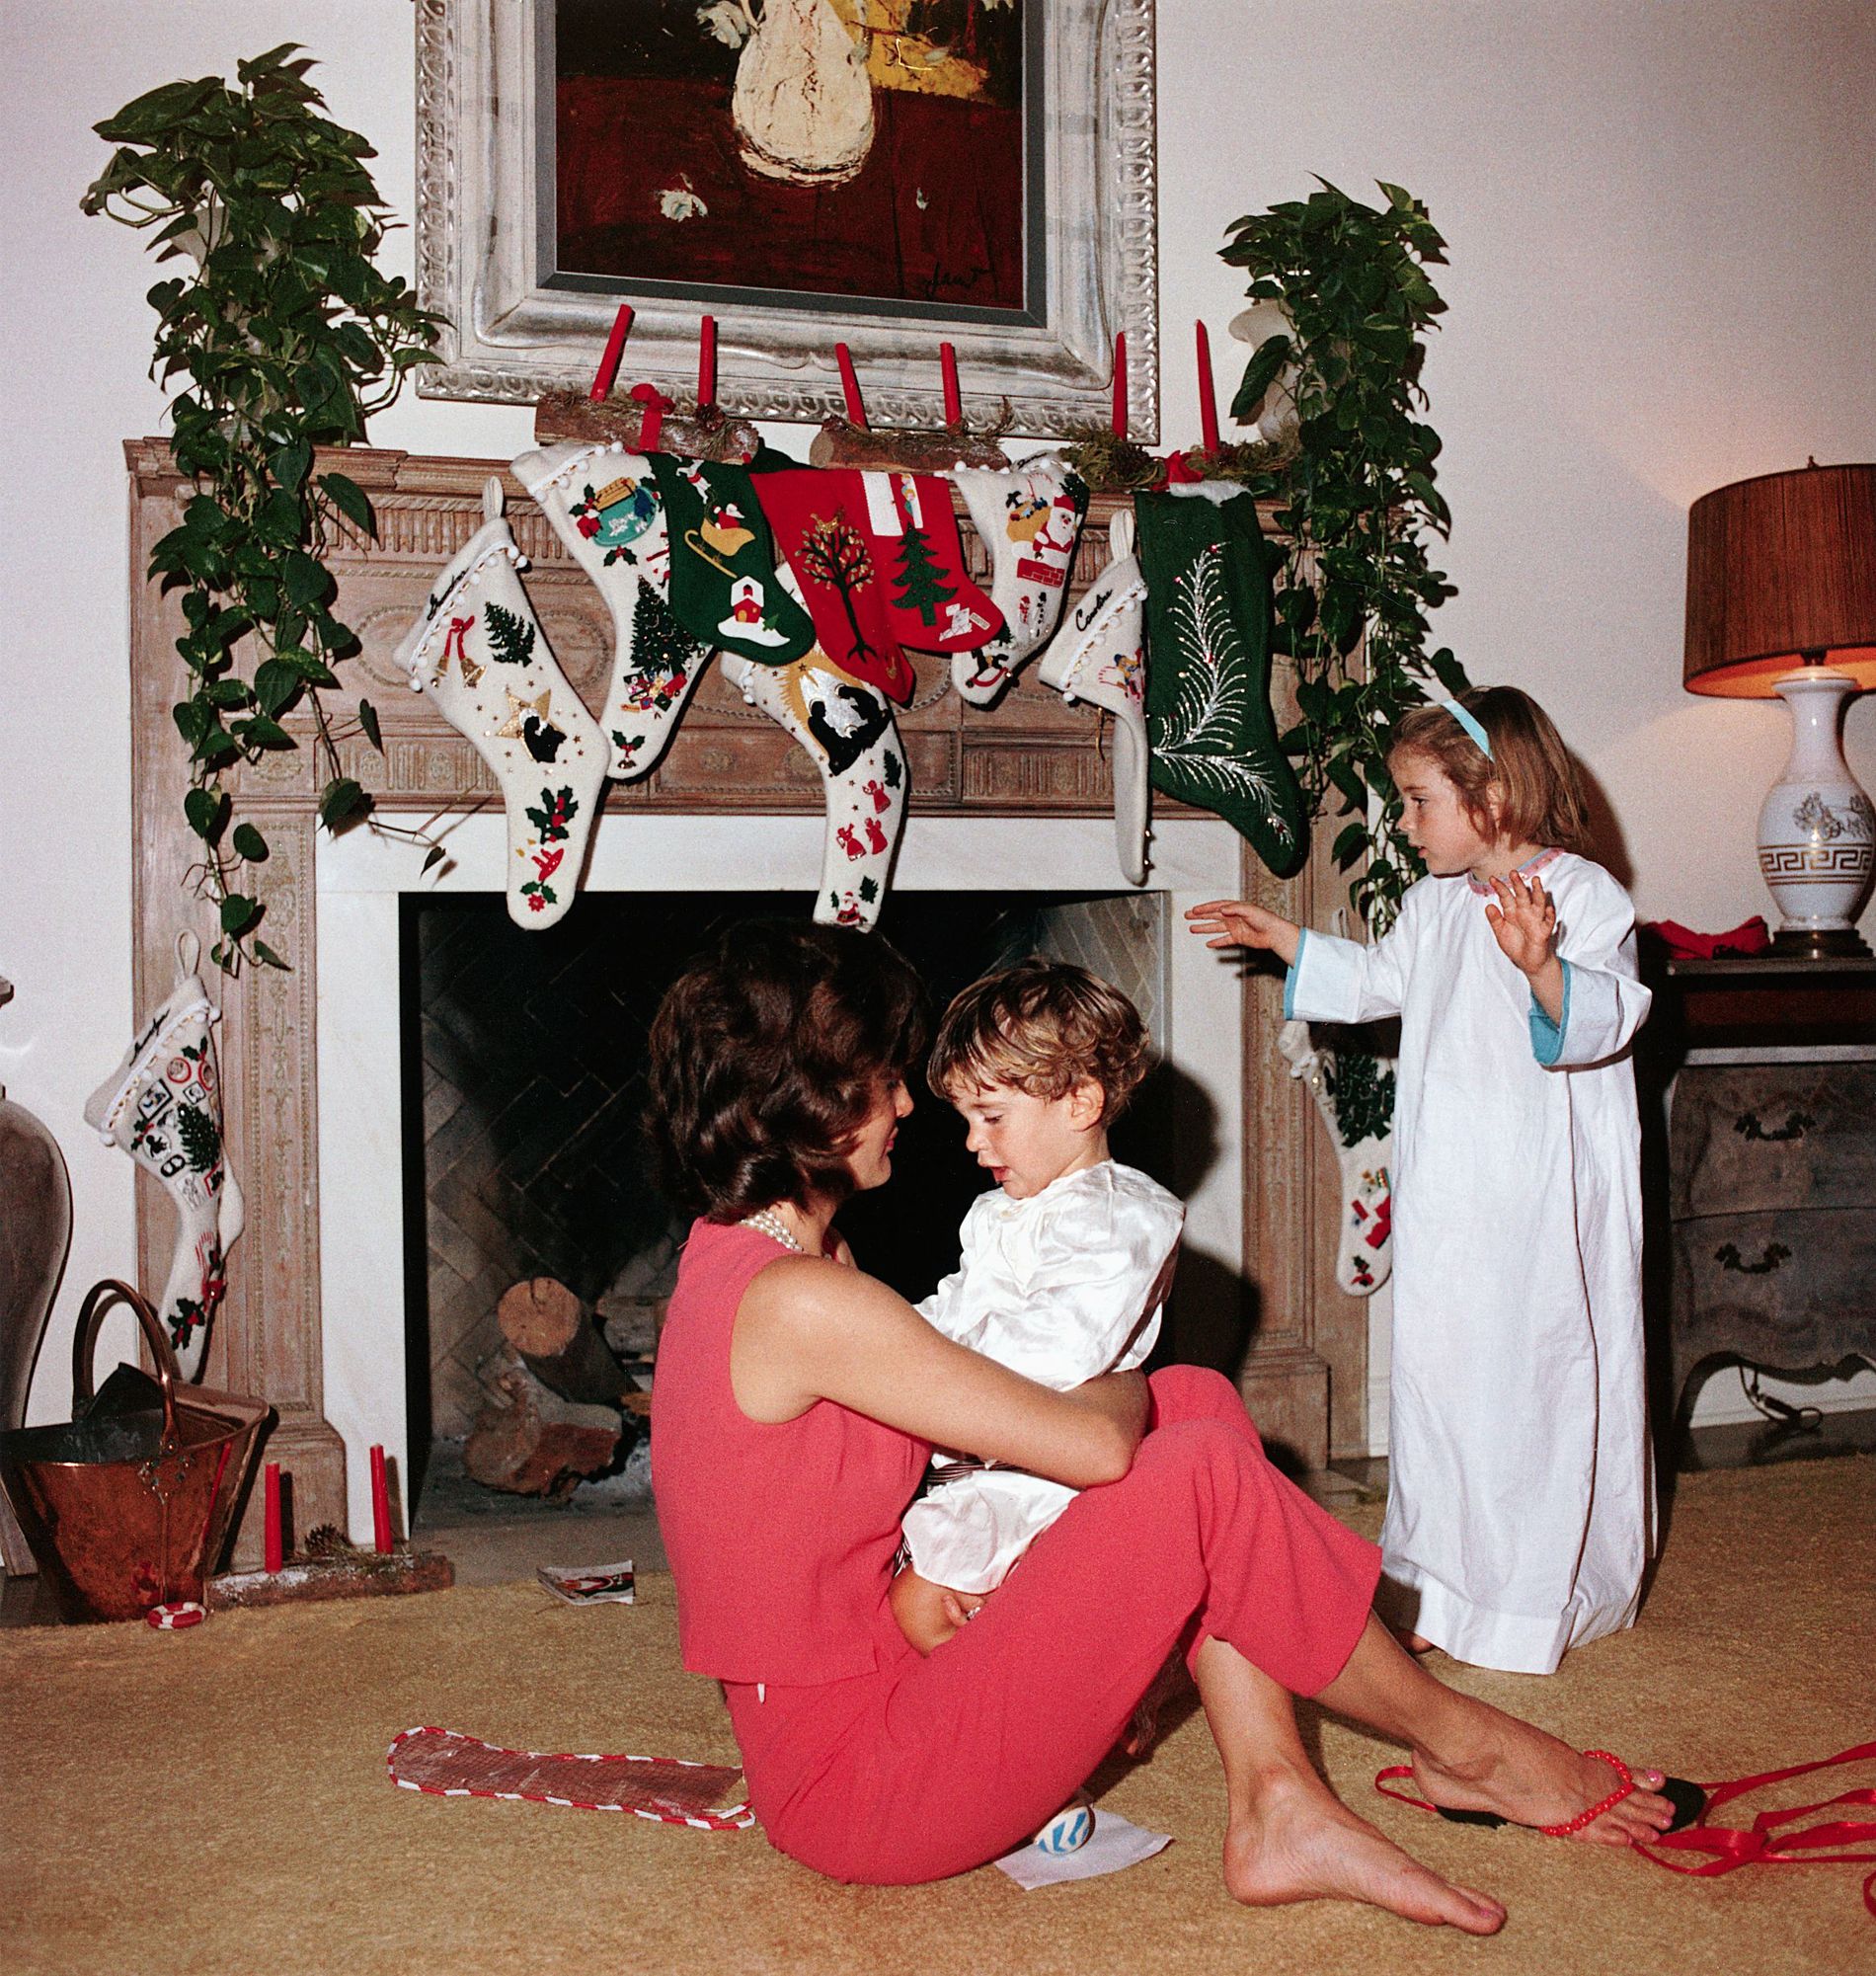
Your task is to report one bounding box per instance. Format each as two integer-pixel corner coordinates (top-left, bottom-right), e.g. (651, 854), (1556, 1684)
(926, 959), (1151, 1127)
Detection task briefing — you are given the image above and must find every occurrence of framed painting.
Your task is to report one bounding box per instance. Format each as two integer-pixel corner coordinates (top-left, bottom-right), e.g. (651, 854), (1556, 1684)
(415, 0), (1159, 438)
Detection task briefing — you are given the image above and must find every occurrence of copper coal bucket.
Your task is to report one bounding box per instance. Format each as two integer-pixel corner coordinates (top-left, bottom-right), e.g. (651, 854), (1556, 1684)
(0, 1281), (270, 1621)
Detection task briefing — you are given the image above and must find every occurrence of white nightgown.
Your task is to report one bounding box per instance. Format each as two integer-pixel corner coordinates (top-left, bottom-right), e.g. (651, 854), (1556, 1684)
(903, 1160), (1184, 1596)
(1287, 849), (1654, 1674)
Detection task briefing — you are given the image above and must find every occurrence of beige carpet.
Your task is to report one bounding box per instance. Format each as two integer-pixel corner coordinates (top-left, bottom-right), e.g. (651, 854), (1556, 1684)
(3, 1457), (1871, 1976)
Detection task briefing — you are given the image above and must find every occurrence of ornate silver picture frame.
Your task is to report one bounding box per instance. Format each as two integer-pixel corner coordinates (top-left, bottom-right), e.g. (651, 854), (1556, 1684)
(414, 0), (1158, 438)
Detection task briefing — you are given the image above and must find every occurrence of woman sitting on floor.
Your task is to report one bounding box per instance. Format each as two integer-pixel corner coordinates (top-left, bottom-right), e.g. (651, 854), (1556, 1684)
(644, 919), (1680, 1932)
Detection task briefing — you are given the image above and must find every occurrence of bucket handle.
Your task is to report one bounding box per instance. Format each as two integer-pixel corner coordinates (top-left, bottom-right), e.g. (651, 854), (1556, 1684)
(72, 1280), (181, 1445)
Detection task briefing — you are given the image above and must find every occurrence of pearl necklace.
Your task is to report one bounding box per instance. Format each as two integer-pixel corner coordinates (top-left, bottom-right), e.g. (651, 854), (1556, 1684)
(741, 1206), (808, 1254)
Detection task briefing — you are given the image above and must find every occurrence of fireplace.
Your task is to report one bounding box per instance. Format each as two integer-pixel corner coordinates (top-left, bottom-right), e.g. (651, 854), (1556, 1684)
(126, 442), (1364, 1562)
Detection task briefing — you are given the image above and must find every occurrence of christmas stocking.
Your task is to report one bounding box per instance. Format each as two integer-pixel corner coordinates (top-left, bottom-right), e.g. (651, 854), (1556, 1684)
(1037, 511), (1150, 886)
(949, 457), (1091, 704)
(394, 478), (610, 927)
(856, 470), (1002, 654)
(513, 441), (714, 782)
(1136, 488), (1309, 879)
(1278, 1018), (1394, 1295)
(83, 932), (244, 1378)
(721, 645), (906, 933)
(747, 468), (916, 705)
(648, 455), (819, 668)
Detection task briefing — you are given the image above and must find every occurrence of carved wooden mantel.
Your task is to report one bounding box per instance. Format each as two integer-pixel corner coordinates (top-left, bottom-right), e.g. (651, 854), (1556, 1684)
(126, 440), (1359, 1558)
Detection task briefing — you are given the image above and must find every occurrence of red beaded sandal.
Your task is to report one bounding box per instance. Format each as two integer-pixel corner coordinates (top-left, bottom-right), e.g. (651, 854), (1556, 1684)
(1375, 1749), (1706, 1837)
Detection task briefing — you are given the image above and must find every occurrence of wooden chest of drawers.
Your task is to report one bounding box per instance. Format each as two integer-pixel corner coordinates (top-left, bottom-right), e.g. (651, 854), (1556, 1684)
(1655, 958), (1876, 1427)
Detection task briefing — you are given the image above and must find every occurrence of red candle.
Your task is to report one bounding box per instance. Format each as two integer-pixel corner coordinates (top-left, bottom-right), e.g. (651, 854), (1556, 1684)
(369, 1444), (394, 1554)
(589, 302), (634, 403)
(835, 342), (869, 429)
(1197, 319), (1220, 454)
(940, 342), (963, 425)
(698, 315), (717, 411)
(264, 1461), (283, 1573)
(1111, 331), (1128, 438)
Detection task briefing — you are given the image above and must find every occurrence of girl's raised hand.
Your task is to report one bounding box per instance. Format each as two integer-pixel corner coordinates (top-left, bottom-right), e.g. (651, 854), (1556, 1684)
(1185, 898), (1302, 964)
(1484, 871), (1557, 976)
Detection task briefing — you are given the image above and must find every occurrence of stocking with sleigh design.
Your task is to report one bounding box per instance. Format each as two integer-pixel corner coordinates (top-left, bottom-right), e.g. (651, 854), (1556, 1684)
(395, 479), (609, 927)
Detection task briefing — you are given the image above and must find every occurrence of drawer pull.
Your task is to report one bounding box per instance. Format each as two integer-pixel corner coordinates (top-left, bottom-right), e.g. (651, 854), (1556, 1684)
(1733, 1110), (1815, 1144)
(1714, 1241), (1791, 1276)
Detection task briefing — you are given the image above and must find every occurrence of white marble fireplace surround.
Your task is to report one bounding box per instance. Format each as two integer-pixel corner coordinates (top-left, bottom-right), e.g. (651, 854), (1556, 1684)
(318, 814), (1248, 1543)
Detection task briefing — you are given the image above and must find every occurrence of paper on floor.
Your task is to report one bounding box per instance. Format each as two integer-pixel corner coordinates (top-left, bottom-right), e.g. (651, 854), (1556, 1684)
(993, 1807), (1171, 1889)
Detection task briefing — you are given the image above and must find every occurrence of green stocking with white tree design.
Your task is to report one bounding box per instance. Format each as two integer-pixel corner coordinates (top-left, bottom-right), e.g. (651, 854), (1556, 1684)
(1137, 489), (1308, 877)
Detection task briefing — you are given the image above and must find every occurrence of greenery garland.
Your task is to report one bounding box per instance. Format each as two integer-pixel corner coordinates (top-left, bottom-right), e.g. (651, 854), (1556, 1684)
(1221, 180), (1468, 932)
(82, 44), (440, 973)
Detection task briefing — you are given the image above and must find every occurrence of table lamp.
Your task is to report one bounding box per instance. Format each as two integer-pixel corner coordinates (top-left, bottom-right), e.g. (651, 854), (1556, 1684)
(1683, 459), (1876, 957)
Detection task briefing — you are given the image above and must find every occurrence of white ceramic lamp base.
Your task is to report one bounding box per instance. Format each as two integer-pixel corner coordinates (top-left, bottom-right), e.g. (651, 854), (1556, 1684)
(1758, 669), (1874, 956)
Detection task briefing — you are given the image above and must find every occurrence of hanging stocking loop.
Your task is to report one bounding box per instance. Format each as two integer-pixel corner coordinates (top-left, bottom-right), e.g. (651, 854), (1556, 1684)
(482, 476), (504, 524)
(175, 930), (201, 982)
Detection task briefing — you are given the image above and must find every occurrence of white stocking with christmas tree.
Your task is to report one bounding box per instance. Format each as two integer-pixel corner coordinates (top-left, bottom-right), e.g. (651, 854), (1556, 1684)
(512, 440), (714, 782)
(949, 456), (1091, 705)
(395, 479), (610, 927)
(83, 932), (244, 1379)
(1278, 1017), (1394, 1295)
(1038, 512), (1150, 885)
(720, 649), (907, 931)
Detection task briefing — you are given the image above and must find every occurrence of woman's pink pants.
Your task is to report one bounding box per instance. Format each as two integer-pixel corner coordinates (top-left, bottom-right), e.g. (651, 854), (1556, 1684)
(723, 1366), (1381, 1883)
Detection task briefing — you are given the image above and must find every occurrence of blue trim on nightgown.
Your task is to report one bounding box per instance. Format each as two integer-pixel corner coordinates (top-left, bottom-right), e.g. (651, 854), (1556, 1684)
(1528, 959), (1572, 1067)
(1284, 929), (1308, 1020)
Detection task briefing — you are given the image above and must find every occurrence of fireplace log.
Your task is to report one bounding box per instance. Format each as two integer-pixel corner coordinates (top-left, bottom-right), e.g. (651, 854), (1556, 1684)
(497, 1277), (650, 1416)
(462, 1348), (622, 1498)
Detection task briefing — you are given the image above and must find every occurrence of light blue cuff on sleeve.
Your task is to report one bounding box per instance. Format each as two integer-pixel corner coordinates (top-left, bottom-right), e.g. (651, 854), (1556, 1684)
(1284, 928), (1308, 1020)
(1528, 959), (1572, 1067)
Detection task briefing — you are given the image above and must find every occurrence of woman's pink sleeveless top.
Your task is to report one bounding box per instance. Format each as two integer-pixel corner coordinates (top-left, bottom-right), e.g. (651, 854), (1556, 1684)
(651, 1219), (929, 1685)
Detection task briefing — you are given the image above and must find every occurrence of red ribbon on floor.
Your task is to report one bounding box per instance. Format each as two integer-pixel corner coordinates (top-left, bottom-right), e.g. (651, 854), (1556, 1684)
(1634, 1742), (1876, 1918)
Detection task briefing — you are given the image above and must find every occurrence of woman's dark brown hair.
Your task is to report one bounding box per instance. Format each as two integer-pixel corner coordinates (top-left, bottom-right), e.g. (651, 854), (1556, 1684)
(1387, 685), (1594, 855)
(645, 919), (927, 1222)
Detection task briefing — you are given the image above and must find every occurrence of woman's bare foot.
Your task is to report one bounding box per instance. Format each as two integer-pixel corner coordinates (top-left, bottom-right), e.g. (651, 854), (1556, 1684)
(1223, 1766), (1506, 1934)
(1412, 1716), (1676, 1847)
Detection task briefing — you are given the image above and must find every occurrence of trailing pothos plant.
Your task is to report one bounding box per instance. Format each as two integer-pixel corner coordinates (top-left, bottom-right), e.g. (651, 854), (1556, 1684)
(1221, 180), (1468, 933)
(82, 44), (441, 973)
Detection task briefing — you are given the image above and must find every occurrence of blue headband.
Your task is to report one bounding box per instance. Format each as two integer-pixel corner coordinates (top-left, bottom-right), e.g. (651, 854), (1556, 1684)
(1438, 700), (1494, 759)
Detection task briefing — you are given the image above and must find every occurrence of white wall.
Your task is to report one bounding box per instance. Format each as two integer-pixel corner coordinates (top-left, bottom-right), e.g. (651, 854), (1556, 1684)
(4, 1), (1872, 1433)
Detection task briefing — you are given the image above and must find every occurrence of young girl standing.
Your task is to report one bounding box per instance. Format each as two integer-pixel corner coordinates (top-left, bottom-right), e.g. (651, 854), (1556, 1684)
(1188, 686), (1653, 1675)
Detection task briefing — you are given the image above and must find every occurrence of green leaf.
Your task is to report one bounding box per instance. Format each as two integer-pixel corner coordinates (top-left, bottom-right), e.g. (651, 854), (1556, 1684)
(232, 823), (270, 862)
(421, 842), (448, 873)
(94, 76), (223, 142)
(357, 697), (382, 751)
(281, 551), (329, 610)
(1332, 822), (1368, 867)
(235, 714), (294, 750)
(1428, 649), (1470, 696)
(219, 893), (260, 936)
(318, 776), (366, 831)
(252, 939), (291, 972)
(253, 657), (304, 717)
(270, 439), (312, 492)
(184, 786), (228, 842)
(318, 470), (374, 536)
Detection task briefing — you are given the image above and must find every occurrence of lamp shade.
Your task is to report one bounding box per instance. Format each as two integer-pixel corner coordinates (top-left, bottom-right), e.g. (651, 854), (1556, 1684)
(1683, 461), (1876, 696)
